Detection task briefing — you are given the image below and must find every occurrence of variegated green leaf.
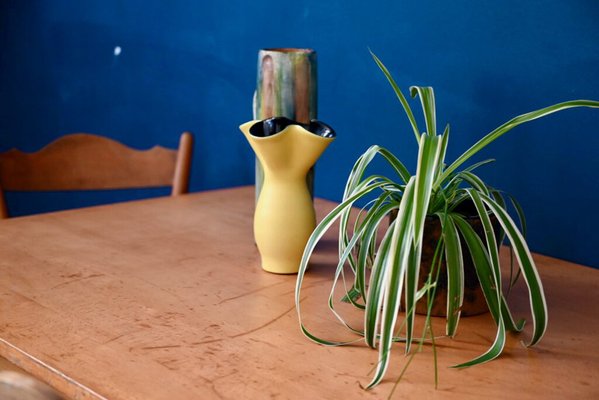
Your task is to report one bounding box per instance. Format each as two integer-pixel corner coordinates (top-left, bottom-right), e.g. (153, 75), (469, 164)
(439, 214), (464, 337)
(366, 177), (416, 388)
(453, 317), (506, 368)
(370, 50), (420, 142)
(435, 124), (450, 180)
(377, 147), (412, 183)
(295, 180), (389, 346)
(507, 193), (527, 237)
(458, 172), (490, 196)
(439, 100), (599, 184)
(413, 134), (442, 246)
(479, 193), (548, 346)
(463, 158), (496, 173)
(452, 215), (506, 367)
(331, 193), (394, 325)
(364, 218), (396, 347)
(467, 189), (501, 287)
(404, 240), (421, 353)
(357, 202), (399, 300)
(410, 86), (437, 136)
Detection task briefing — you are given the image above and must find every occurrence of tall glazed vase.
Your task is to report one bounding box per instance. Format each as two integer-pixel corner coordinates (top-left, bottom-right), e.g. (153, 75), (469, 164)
(240, 118), (335, 274)
(253, 48), (317, 203)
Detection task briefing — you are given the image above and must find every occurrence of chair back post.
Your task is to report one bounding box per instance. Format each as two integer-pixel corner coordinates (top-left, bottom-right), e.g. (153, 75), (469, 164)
(172, 132), (194, 196)
(0, 188), (7, 219)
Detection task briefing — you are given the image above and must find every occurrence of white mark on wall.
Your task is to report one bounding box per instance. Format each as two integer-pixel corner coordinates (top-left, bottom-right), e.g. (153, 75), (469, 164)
(114, 46), (122, 56)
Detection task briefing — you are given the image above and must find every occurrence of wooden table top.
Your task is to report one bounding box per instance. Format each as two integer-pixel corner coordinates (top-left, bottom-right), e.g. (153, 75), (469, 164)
(1, 186), (597, 399)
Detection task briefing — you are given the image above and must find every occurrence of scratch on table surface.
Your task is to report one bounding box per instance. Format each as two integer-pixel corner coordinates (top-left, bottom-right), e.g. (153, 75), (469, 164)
(189, 337), (224, 346)
(102, 331), (133, 345)
(196, 373), (228, 400)
(217, 277), (329, 305)
(229, 301), (298, 339)
(50, 273), (105, 290)
(3, 288), (53, 311)
(157, 358), (181, 371)
(216, 280), (288, 305)
(248, 337), (277, 349)
(139, 344), (182, 351)
(189, 297), (306, 346)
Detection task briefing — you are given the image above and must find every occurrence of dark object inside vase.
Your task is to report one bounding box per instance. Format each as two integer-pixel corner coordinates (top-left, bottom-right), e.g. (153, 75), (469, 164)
(249, 117), (336, 138)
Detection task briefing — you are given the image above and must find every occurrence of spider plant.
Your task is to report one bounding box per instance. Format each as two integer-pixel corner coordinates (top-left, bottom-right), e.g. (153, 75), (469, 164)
(294, 52), (599, 390)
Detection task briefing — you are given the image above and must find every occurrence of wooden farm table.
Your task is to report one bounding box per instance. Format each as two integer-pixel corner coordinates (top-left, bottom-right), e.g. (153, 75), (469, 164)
(0, 186), (597, 399)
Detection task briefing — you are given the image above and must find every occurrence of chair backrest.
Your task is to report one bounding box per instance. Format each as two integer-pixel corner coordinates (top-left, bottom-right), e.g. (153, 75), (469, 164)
(0, 132), (193, 218)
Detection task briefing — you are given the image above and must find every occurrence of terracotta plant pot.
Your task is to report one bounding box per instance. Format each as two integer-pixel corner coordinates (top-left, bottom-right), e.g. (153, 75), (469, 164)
(418, 215), (498, 317)
(393, 203), (500, 317)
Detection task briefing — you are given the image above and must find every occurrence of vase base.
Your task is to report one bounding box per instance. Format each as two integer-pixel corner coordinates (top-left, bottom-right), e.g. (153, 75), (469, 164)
(261, 263), (299, 275)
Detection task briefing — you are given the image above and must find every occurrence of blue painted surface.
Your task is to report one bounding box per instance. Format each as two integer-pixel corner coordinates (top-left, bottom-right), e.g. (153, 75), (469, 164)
(1, 0), (597, 267)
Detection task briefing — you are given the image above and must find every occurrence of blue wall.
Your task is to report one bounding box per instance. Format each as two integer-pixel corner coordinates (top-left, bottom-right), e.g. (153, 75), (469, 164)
(1, 0), (598, 267)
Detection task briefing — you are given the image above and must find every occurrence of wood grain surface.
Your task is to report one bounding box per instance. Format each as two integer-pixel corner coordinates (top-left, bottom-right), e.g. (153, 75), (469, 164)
(0, 186), (597, 399)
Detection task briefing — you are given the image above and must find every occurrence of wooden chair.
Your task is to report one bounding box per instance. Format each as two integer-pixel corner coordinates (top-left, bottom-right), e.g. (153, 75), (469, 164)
(0, 132), (193, 218)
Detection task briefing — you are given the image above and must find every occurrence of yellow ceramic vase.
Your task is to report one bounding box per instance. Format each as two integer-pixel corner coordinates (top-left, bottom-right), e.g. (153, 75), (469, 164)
(240, 118), (335, 274)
